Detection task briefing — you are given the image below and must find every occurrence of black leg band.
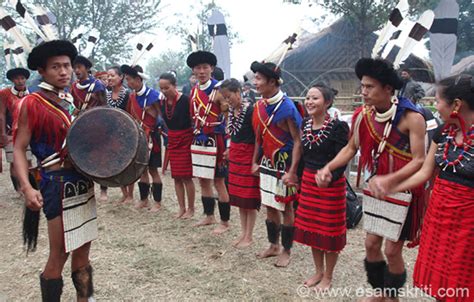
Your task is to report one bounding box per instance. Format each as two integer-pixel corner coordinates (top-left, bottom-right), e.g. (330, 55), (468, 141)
(281, 225), (295, 251)
(138, 182), (150, 201)
(202, 197), (215, 215)
(71, 264), (94, 298)
(152, 183), (163, 203)
(265, 219), (281, 244)
(218, 201), (230, 222)
(40, 274), (63, 302)
(383, 267), (407, 297)
(364, 258), (386, 290)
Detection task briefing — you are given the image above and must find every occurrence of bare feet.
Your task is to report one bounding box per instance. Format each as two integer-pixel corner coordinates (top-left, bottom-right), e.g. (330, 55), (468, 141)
(175, 208), (186, 219)
(212, 222), (230, 235)
(194, 215), (217, 227)
(181, 208), (194, 219)
(135, 200), (149, 209)
(315, 277), (332, 291)
(256, 244), (281, 259)
(275, 250), (291, 267)
(232, 235), (245, 247)
(235, 238), (253, 249)
(99, 190), (108, 202)
(122, 196), (134, 204)
(117, 195), (127, 203)
(149, 202), (162, 212)
(304, 273), (324, 287)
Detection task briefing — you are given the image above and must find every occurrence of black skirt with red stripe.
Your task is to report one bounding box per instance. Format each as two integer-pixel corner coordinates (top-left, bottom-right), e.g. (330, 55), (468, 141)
(168, 128), (193, 179)
(294, 168), (346, 252)
(228, 142), (261, 210)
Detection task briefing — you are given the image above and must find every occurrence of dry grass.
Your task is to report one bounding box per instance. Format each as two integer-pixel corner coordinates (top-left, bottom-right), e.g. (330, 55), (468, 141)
(0, 160), (433, 301)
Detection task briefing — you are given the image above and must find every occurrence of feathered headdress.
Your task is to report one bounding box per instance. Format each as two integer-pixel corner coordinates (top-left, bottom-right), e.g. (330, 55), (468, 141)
(393, 10), (434, 68)
(371, 0), (409, 59)
(32, 5), (58, 41)
(82, 28), (100, 58)
(131, 36), (156, 67)
(0, 7), (32, 52)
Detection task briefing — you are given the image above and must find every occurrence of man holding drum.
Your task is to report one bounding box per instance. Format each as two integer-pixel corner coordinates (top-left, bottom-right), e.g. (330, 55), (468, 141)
(121, 64), (164, 212)
(14, 40), (98, 302)
(187, 50), (231, 234)
(317, 58), (426, 300)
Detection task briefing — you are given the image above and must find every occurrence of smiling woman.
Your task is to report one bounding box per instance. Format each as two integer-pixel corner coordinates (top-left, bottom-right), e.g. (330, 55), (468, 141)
(294, 83), (349, 290)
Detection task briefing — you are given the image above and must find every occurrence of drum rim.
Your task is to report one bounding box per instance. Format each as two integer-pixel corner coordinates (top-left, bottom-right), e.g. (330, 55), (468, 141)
(67, 107), (140, 178)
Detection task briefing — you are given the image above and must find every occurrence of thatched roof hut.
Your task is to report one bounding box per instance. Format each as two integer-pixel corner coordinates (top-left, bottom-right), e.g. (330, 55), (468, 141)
(256, 18), (433, 97)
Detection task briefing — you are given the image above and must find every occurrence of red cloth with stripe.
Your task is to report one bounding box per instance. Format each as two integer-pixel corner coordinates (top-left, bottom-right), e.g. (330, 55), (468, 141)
(294, 168), (346, 252)
(167, 128), (193, 179)
(228, 142), (261, 210)
(413, 177), (474, 302)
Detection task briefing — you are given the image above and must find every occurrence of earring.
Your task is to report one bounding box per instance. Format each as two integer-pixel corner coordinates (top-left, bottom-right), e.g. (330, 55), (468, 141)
(450, 110), (458, 119)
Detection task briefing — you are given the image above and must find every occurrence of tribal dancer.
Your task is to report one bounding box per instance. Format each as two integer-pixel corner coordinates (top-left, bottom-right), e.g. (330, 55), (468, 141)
(14, 40), (98, 302)
(94, 71), (109, 88)
(71, 55), (106, 112)
(317, 58), (426, 301)
(378, 75), (474, 302)
(159, 72), (195, 219)
(251, 61), (302, 267)
(219, 79), (260, 248)
(106, 66), (134, 204)
(0, 67), (33, 194)
(121, 64), (164, 212)
(294, 83), (349, 290)
(187, 50), (230, 234)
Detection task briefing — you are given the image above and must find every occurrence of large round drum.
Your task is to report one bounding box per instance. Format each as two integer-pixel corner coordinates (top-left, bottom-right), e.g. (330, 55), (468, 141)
(67, 107), (149, 187)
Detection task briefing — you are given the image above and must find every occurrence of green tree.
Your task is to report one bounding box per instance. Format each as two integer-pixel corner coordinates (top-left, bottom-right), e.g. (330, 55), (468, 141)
(455, 0), (474, 60)
(146, 50), (190, 88)
(32, 0), (162, 68)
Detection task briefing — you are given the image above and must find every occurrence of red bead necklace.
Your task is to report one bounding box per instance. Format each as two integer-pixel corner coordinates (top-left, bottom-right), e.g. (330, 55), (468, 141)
(302, 114), (333, 149)
(165, 91), (179, 120)
(438, 124), (474, 172)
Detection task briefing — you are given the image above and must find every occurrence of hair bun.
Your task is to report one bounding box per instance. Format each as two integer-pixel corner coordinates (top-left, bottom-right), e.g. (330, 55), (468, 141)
(331, 88), (339, 96)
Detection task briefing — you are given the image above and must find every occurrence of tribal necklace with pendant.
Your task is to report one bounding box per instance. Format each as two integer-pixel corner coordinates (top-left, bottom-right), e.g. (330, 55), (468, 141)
(106, 86), (127, 108)
(228, 102), (248, 136)
(436, 124), (474, 173)
(302, 114), (333, 149)
(11, 86), (29, 98)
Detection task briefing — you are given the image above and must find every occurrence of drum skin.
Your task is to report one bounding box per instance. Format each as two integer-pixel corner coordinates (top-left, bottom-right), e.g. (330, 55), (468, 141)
(67, 107), (149, 187)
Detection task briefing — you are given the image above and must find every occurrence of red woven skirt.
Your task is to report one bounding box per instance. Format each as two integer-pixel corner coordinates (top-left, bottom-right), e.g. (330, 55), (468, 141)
(413, 177), (474, 302)
(228, 142), (261, 210)
(294, 168), (346, 252)
(168, 129), (193, 179)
